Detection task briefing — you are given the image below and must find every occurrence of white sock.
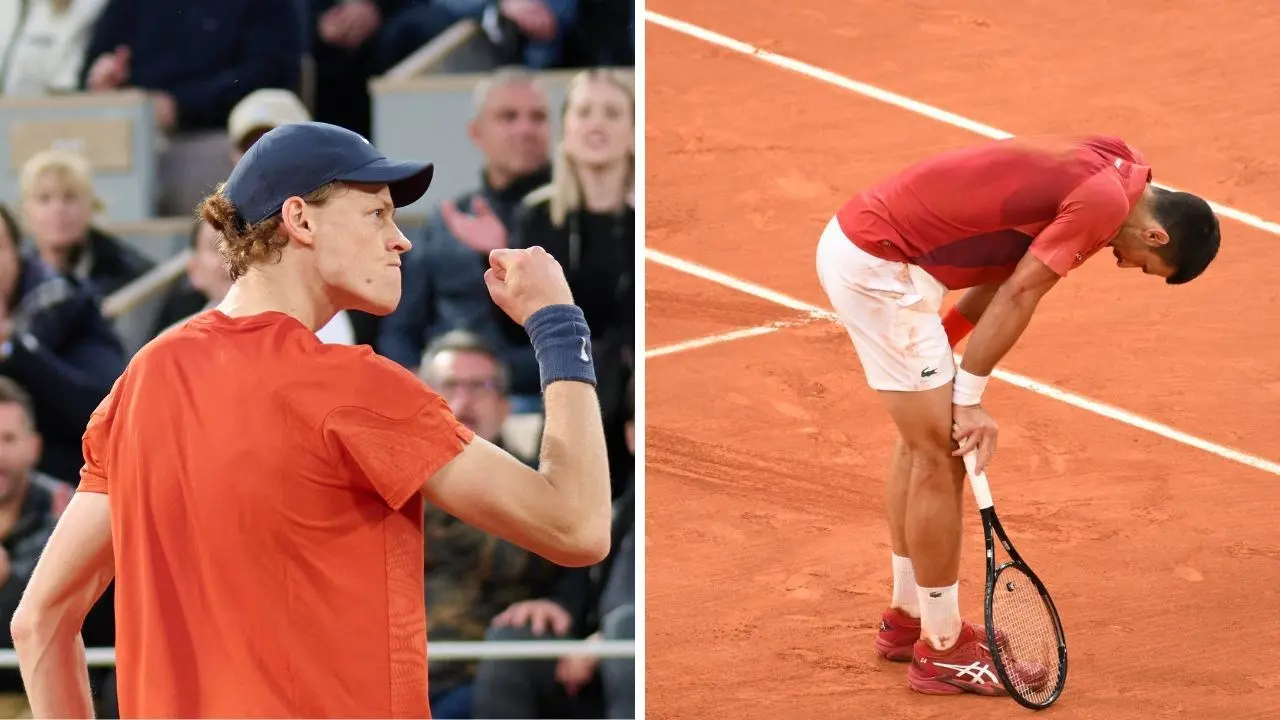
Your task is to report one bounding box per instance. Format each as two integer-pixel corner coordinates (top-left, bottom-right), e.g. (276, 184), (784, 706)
(916, 582), (962, 651)
(891, 553), (919, 617)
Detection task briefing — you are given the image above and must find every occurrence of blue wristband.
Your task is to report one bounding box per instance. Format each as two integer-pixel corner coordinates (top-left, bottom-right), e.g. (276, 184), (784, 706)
(526, 304), (596, 391)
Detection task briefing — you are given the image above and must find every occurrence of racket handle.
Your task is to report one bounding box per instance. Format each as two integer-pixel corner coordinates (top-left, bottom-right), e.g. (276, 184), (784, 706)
(961, 448), (994, 510)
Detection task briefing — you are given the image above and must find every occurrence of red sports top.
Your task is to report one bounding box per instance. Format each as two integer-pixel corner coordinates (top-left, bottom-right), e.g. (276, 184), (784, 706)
(835, 135), (1153, 289)
(78, 309), (474, 718)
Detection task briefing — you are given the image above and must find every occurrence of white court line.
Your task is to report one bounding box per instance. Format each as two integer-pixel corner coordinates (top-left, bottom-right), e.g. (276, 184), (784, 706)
(645, 11), (1280, 237)
(644, 250), (1280, 477)
(648, 249), (835, 319)
(646, 318), (819, 359)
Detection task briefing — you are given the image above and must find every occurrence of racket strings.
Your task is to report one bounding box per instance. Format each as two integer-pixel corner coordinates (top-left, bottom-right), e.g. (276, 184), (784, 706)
(990, 565), (1062, 703)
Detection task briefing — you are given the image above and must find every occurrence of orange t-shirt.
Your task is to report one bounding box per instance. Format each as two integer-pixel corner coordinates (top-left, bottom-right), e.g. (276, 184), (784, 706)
(77, 310), (474, 718)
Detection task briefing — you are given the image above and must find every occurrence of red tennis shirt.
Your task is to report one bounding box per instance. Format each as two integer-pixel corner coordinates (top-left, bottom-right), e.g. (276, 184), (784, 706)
(835, 135), (1153, 289)
(78, 309), (474, 718)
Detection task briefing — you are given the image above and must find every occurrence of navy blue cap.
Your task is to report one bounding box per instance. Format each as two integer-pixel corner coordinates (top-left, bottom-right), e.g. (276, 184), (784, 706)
(222, 121), (435, 227)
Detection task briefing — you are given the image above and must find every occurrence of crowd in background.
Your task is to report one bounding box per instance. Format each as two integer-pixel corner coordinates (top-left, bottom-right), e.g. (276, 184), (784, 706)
(0, 0), (635, 718)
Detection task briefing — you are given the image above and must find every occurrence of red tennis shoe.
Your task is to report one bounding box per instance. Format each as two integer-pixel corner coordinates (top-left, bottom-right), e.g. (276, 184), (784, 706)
(906, 621), (1048, 696)
(874, 607), (921, 661)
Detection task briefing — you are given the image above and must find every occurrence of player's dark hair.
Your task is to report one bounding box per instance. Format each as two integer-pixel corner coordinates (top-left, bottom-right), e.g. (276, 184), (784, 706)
(1150, 188), (1219, 285)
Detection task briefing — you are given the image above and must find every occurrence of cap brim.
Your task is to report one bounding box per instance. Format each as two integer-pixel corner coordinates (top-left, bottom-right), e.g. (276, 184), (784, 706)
(339, 158), (435, 207)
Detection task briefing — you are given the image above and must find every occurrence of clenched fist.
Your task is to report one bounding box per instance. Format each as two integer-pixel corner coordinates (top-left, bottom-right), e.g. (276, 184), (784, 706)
(484, 246), (575, 326)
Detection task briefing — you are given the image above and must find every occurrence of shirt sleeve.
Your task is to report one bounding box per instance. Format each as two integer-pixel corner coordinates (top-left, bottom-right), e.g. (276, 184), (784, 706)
(1028, 171), (1133, 277)
(323, 354), (475, 511)
(78, 379), (120, 495)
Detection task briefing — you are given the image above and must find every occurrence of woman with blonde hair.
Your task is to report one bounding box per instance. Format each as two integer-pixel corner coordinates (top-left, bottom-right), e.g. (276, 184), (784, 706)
(18, 147), (154, 298)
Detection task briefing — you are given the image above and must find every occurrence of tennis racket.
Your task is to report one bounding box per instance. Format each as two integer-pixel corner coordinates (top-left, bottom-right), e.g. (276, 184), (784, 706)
(960, 444), (1068, 710)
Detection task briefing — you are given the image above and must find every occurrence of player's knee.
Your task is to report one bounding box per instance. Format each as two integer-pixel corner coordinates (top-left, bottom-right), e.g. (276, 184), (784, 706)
(900, 425), (953, 473)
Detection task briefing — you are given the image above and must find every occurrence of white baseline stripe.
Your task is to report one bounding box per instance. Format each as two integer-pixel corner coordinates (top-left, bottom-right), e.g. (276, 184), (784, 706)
(643, 251), (1280, 477)
(646, 318), (818, 359)
(648, 248), (835, 319)
(645, 11), (1280, 237)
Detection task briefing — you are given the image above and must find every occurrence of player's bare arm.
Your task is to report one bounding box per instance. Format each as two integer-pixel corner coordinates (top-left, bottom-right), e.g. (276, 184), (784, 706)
(422, 246), (613, 568)
(953, 283), (1000, 326)
(11, 491), (115, 718)
(959, 253), (1060, 377)
(951, 253), (1061, 472)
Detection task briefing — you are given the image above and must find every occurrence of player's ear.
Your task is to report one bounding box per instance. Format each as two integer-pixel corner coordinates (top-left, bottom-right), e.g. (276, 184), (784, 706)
(281, 196), (315, 247)
(1144, 225), (1170, 248)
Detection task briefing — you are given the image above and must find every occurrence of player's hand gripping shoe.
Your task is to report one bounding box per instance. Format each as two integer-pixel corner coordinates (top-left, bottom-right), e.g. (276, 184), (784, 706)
(906, 621), (1049, 696)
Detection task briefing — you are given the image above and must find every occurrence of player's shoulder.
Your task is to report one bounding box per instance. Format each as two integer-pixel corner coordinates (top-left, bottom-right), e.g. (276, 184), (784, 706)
(307, 340), (439, 410)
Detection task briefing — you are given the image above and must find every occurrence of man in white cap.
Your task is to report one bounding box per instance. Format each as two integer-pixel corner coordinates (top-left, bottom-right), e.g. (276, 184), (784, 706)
(227, 88), (313, 166)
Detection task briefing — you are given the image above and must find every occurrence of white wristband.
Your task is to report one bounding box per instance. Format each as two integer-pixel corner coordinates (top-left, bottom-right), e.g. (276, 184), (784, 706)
(952, 368), (989, 407)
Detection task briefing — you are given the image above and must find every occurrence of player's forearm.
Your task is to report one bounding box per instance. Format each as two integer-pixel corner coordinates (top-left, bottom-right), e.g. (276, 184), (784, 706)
(957, 288), (1041, 378)
(11, 624), (94, 718)
(522, 304), (613, 565)
(535, 378), (613, 563)
(955, 283), (1001, 324)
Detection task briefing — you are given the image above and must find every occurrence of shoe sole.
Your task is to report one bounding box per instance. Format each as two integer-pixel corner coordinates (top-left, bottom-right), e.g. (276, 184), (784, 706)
(907, 667), (1009, 696)
(907, 676), (1009, 696)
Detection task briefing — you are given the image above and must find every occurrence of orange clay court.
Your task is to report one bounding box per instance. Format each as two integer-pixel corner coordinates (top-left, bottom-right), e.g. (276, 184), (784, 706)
(643, 2), (1280, 719)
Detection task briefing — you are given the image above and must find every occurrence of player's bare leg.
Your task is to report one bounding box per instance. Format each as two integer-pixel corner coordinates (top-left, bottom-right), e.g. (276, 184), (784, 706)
(885, 436), (916, 616)
(874, 435), (926, 662)
(879, 383), (966, 653)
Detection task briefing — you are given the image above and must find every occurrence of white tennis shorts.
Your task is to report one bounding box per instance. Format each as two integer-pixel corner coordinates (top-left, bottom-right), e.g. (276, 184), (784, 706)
(815, 215), (954, 393)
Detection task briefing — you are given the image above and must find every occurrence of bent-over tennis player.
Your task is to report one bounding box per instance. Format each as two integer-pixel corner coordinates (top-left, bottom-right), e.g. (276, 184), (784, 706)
(10, 122), (614, 718)
(815, 134), (1219, 696)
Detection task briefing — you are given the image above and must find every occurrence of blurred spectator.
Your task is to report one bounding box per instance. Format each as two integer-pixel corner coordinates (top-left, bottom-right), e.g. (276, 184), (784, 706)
(453, 67), (633, 486)
(18, 148), (154, 299)
(386, 0), (577, 70)
(147, 219), (209, 338)
(377, 66), (551, 408)
(0, 0), (110, 96)
(481, 0), (577, 69)
(0, 202), (124, 484)
(154, 219), (358, 344)
(0, 378), (72, 695)
(419, 330), (588, 719)
(472, 373), (635, 719)
(79, 0), (304, 215)
(0, 376), (116, 717)
(307, 0), (432, 141)
(226, 87), (311, 165)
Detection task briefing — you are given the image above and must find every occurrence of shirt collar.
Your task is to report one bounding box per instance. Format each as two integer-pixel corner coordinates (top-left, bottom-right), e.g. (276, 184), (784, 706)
(1114, 157), (1153, 207)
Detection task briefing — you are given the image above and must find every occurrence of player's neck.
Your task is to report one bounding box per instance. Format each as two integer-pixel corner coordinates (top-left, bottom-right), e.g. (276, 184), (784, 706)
(577, 163), (630, 214)
(218, 269), (335, 333)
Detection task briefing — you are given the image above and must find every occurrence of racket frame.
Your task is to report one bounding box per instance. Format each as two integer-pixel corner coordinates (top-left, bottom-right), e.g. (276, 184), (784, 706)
(963, 452), (1069, 710)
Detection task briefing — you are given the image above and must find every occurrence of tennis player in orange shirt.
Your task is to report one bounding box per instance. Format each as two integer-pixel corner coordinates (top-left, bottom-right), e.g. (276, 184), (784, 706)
(9, 121), (615, 718)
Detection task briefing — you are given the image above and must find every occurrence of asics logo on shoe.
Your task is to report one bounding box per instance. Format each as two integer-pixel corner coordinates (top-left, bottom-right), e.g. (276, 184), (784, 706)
(933, 661), (1000, 686)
